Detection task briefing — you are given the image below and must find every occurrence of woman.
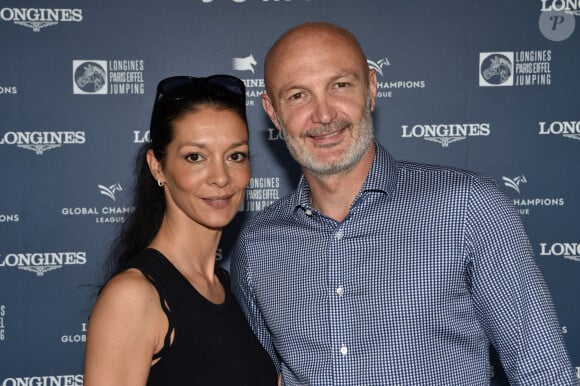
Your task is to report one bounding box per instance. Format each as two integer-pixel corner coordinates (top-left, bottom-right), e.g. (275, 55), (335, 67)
(83, 75), (278, 385)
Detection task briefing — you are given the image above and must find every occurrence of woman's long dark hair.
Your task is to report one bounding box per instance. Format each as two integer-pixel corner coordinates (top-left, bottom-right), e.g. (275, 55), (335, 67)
(102, 77), (247, 283)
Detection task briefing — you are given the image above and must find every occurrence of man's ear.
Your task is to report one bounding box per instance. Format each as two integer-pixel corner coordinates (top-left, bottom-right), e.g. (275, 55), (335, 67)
(368, 68), (378, 112)
(261, 92), (282, 130)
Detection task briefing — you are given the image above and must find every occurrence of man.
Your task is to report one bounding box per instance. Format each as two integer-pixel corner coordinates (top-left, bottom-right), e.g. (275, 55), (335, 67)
(231, 22), (577, 385)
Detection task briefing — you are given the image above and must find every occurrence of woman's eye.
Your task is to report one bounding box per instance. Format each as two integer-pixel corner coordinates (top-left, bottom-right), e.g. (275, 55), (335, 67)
(229, 152), (248, 162)
(186, 153), (202, 162)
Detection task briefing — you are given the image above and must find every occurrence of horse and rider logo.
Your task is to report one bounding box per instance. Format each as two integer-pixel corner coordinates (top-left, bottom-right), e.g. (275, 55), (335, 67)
(73, 60), (108, 94)
(479, 52), (514, 87)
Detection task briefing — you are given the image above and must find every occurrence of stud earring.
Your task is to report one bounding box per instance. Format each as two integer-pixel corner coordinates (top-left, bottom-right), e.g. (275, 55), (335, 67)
(158, 181), (164, 187)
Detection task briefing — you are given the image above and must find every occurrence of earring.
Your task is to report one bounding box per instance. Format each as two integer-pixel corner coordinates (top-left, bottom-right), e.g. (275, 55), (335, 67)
(158, 180), (164, 187)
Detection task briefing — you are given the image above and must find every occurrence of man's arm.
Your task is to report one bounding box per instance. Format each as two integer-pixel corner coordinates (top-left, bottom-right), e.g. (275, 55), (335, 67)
(465, 175), (577, 384)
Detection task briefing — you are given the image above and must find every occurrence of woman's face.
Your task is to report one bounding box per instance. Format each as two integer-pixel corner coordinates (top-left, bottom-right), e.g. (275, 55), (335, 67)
(152, 107), (250, 230)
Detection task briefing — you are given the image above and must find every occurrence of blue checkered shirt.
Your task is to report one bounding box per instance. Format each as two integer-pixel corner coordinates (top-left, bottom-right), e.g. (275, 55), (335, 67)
(231, 142), (577, 385)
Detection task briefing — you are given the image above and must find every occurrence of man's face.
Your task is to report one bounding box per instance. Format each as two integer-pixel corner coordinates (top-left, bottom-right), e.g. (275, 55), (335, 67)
(262, 29), (377, 176)
(278, 92), (375, 176)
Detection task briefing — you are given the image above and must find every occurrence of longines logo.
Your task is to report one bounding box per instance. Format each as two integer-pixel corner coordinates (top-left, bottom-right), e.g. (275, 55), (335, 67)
(133, 130), (150, 143)
(61, 183), (135, 224)
(479, 50), (552, 87)
(539, 242), (580, 262)
(369, 56), (426, 99)
(541, 0), (580, 15)
(501, 174), (565, 215)
(73, 60), (144, 95)
(0, 252), (87, 276)
(244, 177), (280, 211)
(401, 122), (490, 147)
(267, 127), (285, 141)
(0, 8), (82, 32)
(0, 131), (85, 154)
(539, 120), (580, 141)
(0, 375), (83, 386)
(233, 54), (264, 107)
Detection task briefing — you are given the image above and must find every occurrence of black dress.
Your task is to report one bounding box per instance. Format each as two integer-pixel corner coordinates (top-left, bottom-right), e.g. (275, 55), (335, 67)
(123, 248), (277, 386)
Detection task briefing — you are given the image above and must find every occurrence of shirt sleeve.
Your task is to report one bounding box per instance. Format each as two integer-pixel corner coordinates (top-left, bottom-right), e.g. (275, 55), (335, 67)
(230, 230), (282, 373)
(465, 175), (578, 385)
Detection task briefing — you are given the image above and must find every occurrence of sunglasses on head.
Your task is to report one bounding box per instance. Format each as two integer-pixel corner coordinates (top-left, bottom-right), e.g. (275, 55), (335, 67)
(154, 74), (246, 104)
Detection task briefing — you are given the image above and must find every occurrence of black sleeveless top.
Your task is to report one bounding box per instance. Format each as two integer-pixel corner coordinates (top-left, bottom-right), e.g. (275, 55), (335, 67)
(124, 248), (277, 386)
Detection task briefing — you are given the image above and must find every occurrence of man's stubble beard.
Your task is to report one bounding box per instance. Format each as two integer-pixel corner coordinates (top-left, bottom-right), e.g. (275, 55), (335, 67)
(278, 94), (374, 177)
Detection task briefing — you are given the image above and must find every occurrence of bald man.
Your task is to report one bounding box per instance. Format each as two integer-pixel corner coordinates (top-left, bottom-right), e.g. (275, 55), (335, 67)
(231, 22), (577, 385)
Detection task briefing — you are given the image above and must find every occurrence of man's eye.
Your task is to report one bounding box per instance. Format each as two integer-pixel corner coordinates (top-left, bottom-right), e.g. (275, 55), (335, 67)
(289, 92), (304, 100)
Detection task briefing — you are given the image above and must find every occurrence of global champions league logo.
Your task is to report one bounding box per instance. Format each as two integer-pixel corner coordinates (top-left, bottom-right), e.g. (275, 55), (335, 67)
(61, 182), (135, 223)
(98, 183), (122, 201)
(503, 175), (527, 194)
(501, 173), (565, 216)
(501, 173), (577, 264)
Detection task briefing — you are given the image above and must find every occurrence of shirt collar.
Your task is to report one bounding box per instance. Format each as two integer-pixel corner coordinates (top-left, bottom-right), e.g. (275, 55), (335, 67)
(292, 141), (398, 211)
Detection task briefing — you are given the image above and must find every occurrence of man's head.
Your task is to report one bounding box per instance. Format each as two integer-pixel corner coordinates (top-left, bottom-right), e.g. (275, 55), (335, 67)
(262, 22), (377, 177)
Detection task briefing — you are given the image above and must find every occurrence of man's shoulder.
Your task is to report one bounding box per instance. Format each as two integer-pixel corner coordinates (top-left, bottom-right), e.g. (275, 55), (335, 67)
(396, 159), (481, 179)
(393, 159), (502, 196)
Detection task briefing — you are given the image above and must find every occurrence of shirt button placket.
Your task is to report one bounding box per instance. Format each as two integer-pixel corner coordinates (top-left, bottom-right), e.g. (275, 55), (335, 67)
(330, 226), (349, 383)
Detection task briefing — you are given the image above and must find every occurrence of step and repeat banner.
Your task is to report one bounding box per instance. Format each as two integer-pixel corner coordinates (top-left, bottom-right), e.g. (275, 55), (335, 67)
(0, 0), (578, 384)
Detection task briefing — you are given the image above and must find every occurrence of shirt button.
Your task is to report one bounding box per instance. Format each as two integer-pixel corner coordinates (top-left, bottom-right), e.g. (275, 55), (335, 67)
(336, 287), (344, 296)
(340, 346), (348, 356)
(305, 209), (312, 216)
(335, 229), (344, 239)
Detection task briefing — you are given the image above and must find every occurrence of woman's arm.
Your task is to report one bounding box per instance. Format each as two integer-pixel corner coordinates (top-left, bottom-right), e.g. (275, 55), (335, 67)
(83, 269), (167, 386)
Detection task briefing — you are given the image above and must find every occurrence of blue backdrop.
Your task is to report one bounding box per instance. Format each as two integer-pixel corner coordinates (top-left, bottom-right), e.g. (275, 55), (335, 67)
(0, 0), (578, 383)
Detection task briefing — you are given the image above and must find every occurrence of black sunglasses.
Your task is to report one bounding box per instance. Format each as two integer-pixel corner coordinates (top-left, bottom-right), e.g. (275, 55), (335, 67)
(155, 74), (245, 104)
